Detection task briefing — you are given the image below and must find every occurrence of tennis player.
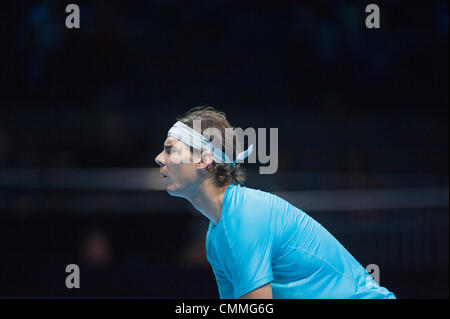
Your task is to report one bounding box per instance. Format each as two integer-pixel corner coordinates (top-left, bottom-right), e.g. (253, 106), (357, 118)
(155, 106), (396, 299)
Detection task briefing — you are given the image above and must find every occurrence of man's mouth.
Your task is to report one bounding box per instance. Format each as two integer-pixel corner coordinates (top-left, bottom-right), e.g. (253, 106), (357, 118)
(160, 173), (168, 179)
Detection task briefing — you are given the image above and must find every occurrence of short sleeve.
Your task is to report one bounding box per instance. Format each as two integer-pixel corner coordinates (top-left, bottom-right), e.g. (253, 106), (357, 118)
(223, 209), (274, 298)
(211, 264), (235, 299)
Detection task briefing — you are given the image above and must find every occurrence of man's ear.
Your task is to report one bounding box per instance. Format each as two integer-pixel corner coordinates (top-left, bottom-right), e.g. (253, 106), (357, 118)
(196, 150), (213, 169)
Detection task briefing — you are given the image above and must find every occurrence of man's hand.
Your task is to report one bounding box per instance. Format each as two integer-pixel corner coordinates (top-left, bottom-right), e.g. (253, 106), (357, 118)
(240, 283), (273, 299)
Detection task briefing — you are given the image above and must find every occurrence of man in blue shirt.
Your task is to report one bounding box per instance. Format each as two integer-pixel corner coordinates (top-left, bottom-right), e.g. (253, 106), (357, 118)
(155, 106), (396, 299)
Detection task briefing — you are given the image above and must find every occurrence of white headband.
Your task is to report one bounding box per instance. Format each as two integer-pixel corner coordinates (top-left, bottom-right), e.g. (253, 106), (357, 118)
(167, 121), (253, 167)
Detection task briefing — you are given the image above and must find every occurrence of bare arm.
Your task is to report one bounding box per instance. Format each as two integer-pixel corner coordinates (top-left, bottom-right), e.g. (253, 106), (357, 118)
(240, 283), (273, 299)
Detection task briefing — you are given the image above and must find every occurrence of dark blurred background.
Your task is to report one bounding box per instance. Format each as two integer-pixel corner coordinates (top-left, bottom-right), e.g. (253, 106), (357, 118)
(0, 0), (448, 298)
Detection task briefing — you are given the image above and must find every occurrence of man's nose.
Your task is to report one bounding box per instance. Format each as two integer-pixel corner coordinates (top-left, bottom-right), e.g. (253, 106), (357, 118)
(155, 152), (165, 167)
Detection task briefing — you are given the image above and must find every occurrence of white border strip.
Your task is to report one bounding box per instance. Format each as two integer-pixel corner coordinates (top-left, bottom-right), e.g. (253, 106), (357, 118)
(0, 168), (448, 211)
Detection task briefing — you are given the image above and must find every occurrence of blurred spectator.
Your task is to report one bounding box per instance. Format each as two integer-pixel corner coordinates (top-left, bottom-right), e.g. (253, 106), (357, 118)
(98, 112), (128, 149)
(81, 229), (112, 268)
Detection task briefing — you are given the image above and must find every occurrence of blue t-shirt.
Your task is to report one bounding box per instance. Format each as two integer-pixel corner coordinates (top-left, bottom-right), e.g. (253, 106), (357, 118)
(206, 184), (396, 299)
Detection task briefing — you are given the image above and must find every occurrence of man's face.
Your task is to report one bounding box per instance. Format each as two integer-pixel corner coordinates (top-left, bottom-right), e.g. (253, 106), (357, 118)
(154, 137), (200, 197)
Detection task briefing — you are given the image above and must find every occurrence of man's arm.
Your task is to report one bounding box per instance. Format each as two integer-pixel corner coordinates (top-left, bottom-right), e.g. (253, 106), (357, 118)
(240, 283), (273, 299)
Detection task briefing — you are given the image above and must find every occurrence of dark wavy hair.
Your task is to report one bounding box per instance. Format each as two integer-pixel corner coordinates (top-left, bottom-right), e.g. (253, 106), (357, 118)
(176, 106), (246, 186)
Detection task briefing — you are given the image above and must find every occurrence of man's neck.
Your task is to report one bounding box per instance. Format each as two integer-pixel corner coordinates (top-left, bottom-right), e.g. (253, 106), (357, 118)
(188, 180), (230, 225)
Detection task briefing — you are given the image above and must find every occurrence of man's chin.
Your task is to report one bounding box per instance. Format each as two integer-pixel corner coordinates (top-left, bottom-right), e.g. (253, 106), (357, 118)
(165, 185), (180, 197)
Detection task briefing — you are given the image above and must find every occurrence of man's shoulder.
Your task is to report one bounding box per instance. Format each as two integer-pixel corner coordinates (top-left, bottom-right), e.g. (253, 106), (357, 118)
(232, 184), (286, 210)
(231, 183), (275, 201)
(229, 184), (272, 211)
(224, 184), (280, 231)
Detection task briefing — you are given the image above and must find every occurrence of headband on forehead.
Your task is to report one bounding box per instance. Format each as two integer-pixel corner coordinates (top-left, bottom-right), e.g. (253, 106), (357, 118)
(167, 121), (253, 167)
